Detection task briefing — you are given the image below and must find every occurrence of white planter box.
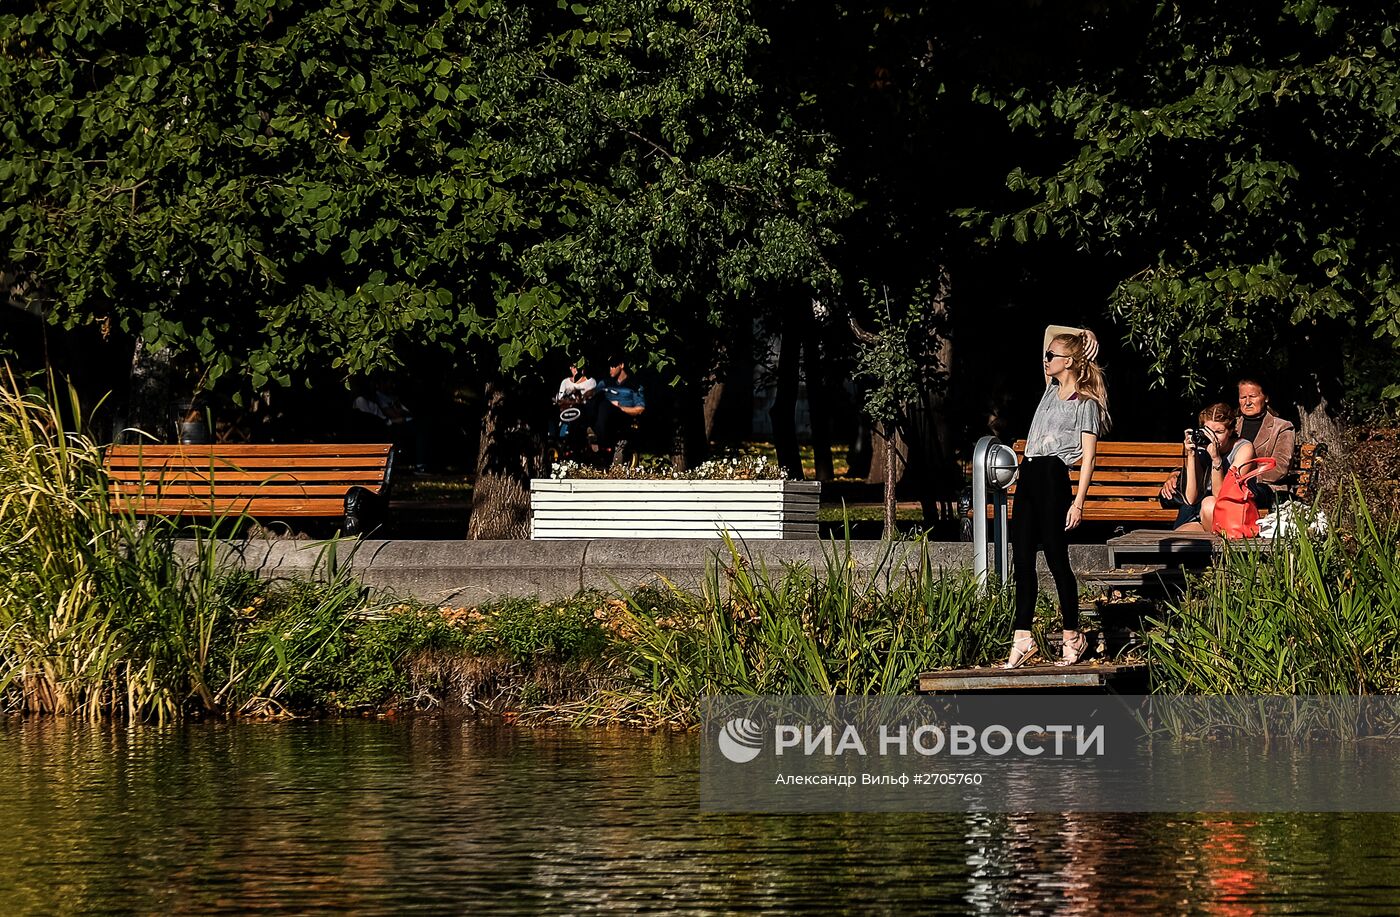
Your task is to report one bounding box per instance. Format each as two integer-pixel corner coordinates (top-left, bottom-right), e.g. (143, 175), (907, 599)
(530, 479), (821, 539)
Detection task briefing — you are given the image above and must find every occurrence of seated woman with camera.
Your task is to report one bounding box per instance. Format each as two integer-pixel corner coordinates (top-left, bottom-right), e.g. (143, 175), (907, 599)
(1171, 402), (1255, 531)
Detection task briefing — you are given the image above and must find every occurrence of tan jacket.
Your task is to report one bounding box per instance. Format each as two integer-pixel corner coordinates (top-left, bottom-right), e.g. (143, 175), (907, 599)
(1236, 412), (1294, 484)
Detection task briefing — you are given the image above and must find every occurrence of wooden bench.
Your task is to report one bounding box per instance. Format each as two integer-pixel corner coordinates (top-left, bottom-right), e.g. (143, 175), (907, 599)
(104, 443), (394, 533)
(974, 440), (1181, 525)
(974, 440), (1323, 527)
(1105, 441), (1325, 567)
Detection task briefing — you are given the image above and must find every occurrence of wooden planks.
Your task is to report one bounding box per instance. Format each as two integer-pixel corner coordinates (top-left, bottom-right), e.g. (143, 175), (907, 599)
(917, 662), (1147, 693)
(104, 443), (393, 520)
(1105, 528), (1278, 567)
(115, 498), (347, 516)
(105, 468), (389, 482)
(104, 444), (393, 457)
(979, 439), (1181, 524)
(531, 479), (821, 539)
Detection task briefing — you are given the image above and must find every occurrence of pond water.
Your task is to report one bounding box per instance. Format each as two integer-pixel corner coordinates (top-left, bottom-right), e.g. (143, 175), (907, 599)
(2, 718), (1399, 914)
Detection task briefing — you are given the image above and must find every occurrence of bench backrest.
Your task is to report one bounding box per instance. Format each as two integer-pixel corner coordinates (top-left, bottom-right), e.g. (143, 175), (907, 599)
(985, 439), (1323, 523)
(1005, 440), (1181, 523)
(1291, 442), (1322, 502)
(105, 443), (393, 517)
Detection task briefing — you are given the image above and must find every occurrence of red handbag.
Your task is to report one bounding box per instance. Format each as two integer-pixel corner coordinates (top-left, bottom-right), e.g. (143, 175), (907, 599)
(1211, 457), (1277, 538)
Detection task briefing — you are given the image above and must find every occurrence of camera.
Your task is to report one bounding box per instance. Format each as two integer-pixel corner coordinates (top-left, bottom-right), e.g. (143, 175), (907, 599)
(1190, 428), (1213, 448)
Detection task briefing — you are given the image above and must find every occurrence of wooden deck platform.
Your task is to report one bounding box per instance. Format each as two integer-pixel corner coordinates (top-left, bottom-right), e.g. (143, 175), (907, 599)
(1106, 529), (1276, 568)
(917, 662), (1147, 693)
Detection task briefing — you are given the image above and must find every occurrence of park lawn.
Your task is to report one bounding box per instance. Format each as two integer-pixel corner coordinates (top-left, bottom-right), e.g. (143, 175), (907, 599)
(819, 504), (923, 523)
(738, 441), (856, 479)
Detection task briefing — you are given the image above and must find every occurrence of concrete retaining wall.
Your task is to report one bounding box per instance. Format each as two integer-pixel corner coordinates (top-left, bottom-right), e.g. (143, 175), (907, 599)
(191, 538), (1113, 605)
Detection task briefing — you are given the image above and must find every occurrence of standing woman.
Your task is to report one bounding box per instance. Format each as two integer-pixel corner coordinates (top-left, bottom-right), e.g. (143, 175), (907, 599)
(1006, 328), (1111, 668)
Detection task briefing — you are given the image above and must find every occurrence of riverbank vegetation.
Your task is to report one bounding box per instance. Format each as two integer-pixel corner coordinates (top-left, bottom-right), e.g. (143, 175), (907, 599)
(4, 378), (1400, 727)
(1144, 486), (1400, 695)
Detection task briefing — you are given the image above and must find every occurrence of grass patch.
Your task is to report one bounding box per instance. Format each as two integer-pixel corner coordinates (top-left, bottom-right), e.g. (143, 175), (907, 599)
(394, 475), (474, 501)
(738, 441), (855, 479)
(559, 536), (1011, 727)
(819, 505), (923, 523)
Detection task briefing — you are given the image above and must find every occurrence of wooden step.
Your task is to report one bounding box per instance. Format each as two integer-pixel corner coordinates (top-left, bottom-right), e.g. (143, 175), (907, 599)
(917, 661), (1147, 693)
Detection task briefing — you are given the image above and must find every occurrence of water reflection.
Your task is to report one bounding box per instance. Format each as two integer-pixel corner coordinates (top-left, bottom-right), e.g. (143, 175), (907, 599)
(1, 718), (1398, 914)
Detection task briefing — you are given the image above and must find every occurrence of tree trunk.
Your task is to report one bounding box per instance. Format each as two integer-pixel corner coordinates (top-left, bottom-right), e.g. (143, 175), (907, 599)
(122, 337), (174, 443)
(670, 379), (710, 471)
(1296, 393), (1343, 450)
(702, 379), (726, 442)
(846, 410), (872, 479)
(866, 421), (907, 486)
(908, 270), (957, 534)
(883, 424), (897, 538)
(467, 381), (542, 540)
(1293, 343), (1348, 459)
(770, 314), (804, 480)
(905, 398), (949, 531)
(804, 330), (834, 482)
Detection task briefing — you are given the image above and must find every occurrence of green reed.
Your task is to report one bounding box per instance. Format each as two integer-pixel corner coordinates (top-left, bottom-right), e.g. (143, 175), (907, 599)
(1143, 483), (1400, 695)
(574, 535), (1012, 727)
(0, 371), (375, 722)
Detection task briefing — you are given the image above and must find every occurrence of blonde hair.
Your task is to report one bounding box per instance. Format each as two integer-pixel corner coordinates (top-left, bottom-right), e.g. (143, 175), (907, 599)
(1052, 333), (1112, 433)
(1199, 402), (1238, 427)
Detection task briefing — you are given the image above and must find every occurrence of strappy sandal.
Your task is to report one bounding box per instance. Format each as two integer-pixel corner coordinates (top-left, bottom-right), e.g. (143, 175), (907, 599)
(1004, 630), (1039, 669)
(1056, 630), (1090, 667)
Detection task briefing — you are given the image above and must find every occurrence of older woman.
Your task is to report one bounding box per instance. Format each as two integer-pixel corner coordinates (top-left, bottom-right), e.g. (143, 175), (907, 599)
(1236, 377), (1295, 491)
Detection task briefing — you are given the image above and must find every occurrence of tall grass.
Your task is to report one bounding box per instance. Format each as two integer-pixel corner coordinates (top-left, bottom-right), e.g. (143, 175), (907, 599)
(1144, 484), (1400, 694)
(574, 535), (1012, 726)
(0, 372), (375, 722)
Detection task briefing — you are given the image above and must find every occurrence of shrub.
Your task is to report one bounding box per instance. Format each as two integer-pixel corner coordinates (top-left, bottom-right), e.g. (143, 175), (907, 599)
(460, 595), (610, 663)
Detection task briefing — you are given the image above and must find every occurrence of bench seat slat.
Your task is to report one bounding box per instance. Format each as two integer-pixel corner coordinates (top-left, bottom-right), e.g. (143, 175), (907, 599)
(104, 444), (393, 458)
(110, 483), (383, 498)
(111, 498), (349, 516)
(103, 455), (393, 470)
(1082, 442), (1181, 456)
(985, 505), (1177, 521)
(1075, 456), (1183, 469)
(105, 469), (391, 484)
(1085, 471), (1181, 483)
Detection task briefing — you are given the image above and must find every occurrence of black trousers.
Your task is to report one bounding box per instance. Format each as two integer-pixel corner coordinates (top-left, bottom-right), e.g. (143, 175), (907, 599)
(1011, 455), (1079, 631)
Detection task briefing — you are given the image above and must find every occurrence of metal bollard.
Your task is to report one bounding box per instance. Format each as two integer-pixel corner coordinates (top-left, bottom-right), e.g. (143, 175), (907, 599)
(972, 435), (1019, 586)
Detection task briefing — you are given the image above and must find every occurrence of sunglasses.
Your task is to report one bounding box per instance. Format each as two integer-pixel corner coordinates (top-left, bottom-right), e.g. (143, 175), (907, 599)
(1044, 351), (1070, 362)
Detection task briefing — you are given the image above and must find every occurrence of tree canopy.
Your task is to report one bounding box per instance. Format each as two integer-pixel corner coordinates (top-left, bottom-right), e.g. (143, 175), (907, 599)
(4, 0), (1397, 484)
(2, 0), (847, 396)
(968, 1), (1400, 405)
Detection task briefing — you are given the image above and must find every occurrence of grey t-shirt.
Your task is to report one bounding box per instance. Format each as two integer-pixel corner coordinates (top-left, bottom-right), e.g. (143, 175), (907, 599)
(1025, 383), (1102, 463)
